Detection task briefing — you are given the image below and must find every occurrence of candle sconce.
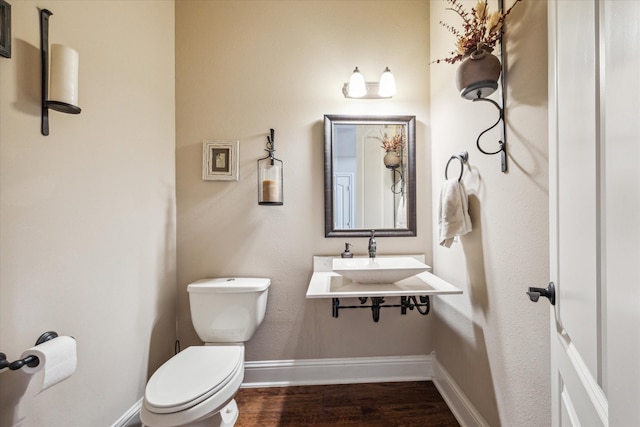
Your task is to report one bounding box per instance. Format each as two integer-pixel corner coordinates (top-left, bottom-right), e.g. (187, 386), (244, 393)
(257, 129), (283, 205)
(40, 9), (81, 136)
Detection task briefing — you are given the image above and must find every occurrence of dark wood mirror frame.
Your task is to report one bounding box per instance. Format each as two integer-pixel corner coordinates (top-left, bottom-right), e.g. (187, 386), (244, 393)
(324, 114), (417, 238)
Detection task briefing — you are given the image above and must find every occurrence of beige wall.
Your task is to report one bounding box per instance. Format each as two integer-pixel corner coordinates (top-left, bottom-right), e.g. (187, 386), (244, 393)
(0, 0), (553, 425)
(0, 1), (176, 426)
(175, 1), (433, 360)
(430, 1), (550, 425)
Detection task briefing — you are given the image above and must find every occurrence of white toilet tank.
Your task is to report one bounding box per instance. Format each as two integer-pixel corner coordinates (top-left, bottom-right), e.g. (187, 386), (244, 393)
(187, 277), (270, 343)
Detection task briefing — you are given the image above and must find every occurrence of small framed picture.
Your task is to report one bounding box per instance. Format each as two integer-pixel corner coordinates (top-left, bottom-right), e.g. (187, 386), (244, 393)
(202, 140), (239, 181)
(0, 0), (11, 58)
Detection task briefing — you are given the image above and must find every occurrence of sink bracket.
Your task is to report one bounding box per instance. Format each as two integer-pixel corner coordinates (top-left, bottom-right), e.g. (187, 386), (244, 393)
(331, 296), (430, 322)
(400, 295), (430, 315)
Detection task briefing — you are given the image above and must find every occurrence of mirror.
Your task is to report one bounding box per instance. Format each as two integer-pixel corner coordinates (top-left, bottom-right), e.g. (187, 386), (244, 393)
(324, 115), (416, 237)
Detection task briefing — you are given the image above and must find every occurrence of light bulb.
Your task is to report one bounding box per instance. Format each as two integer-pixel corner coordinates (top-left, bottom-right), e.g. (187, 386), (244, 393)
(348, 67), (366, 98)
(378, 67), (396, 97)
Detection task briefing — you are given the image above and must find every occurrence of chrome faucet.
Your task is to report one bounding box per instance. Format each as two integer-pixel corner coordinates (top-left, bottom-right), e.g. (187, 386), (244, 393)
(368, 230), (377, 258)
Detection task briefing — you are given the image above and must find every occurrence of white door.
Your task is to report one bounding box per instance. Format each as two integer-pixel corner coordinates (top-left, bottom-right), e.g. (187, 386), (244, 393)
(334, 173), (355, 229)
(547, 1), (640, 426)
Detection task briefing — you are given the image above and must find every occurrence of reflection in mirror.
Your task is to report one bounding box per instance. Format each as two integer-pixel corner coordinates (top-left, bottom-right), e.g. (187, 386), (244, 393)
(324, 115), (416, 237)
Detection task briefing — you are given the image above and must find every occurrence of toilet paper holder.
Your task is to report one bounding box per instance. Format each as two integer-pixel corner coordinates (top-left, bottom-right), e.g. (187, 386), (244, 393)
(0, 331), (59, 371)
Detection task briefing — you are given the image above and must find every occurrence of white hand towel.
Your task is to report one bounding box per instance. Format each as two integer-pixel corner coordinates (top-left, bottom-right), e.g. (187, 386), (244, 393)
(438, 178), (472, 247)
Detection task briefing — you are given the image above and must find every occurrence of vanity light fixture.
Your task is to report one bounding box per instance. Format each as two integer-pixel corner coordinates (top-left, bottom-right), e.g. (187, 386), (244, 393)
(342, 67), (396, 99)
(257, 129), (283, 206)
(40, 9), (81, 136)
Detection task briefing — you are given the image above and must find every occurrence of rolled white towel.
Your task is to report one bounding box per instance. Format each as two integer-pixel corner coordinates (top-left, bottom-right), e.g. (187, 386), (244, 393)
(438, 178), (472, 247)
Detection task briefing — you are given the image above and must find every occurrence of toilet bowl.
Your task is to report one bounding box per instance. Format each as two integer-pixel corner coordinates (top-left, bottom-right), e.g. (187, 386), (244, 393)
(140, 278), (270, 427)
(141, 346), (244, 427)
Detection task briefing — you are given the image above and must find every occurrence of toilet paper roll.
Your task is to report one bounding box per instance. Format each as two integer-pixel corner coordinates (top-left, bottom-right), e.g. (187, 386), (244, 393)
(20, 336), (77, 395)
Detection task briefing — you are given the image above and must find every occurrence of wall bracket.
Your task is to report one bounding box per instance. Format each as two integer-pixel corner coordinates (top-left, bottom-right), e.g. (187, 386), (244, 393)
(331, 296), (430, 322)
(472, 96), (507, 172)
(468, 0), (508, 173)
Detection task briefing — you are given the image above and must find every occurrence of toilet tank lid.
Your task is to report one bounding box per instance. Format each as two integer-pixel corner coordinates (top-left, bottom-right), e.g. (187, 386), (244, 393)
(187, 277), (271, 293)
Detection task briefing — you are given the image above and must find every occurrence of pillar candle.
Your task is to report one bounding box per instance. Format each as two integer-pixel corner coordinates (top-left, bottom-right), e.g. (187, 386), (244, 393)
(262, 179), (281, 202)
(49, 44), (79, 106)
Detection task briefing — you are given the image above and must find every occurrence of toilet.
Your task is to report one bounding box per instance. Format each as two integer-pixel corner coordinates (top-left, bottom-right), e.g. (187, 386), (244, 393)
(140, 277), (271, 427)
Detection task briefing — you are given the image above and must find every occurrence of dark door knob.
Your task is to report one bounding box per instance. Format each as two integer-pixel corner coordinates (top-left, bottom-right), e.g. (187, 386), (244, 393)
(527, 282), (555, 305)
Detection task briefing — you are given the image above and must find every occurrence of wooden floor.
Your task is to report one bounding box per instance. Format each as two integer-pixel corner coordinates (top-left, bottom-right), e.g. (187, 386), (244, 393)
(234, 381), (460, 426)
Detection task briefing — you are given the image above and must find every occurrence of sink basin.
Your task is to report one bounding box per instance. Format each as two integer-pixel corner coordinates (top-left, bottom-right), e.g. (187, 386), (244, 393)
(332, 257), (430, 284)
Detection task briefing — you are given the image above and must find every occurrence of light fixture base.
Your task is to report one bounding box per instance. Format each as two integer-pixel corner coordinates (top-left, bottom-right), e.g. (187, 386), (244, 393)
(342, 82), (391, 99)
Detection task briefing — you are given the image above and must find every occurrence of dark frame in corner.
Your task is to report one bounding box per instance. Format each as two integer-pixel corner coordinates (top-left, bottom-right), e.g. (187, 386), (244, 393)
(0, 0), (10, 58)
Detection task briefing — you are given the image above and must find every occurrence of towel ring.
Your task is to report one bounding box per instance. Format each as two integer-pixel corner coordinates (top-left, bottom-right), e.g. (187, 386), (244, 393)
(445, 151), (469, 182)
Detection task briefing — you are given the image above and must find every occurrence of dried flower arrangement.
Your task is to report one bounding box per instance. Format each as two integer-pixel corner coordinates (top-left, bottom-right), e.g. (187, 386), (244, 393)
(434, 0), (522, 65)
(370, 127), (404, 152)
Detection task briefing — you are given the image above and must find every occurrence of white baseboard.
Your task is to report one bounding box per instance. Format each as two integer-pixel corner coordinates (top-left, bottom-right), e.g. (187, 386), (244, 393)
(112, 354), (434, 426)
(110, 398), (142, 427)
(242, 354), (433, 388)
(432, 356), (489, 427)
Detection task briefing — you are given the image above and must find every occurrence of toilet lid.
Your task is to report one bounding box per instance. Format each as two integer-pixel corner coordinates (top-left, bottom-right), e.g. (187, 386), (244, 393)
(144, 346), (243, 413)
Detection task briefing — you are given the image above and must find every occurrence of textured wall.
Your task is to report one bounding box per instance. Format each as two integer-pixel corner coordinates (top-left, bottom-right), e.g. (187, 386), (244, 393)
(0, 2), (176, 425)
(430, 1), (551, 425)
(0, 1), (554, 425)
(175, 0), (433, 361)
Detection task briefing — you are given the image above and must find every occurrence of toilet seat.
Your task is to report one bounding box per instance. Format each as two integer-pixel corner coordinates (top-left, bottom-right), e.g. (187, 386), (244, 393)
(144, 346), (243, 414)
